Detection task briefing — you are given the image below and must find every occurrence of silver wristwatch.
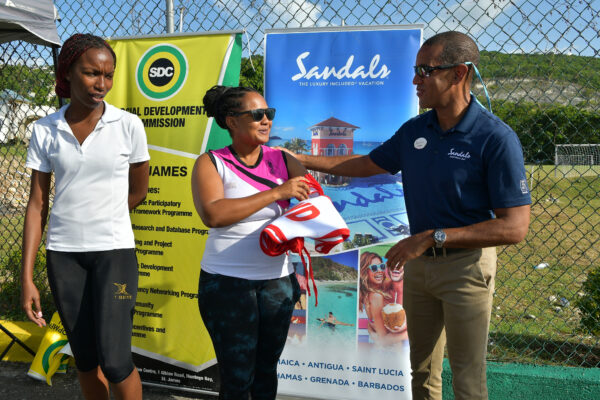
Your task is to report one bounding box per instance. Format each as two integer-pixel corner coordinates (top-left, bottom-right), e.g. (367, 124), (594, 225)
(433, 229), (446, 248)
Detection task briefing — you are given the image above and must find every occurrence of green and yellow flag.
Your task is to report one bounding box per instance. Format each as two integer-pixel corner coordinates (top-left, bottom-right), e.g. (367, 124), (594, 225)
(28, 312), (72, 386)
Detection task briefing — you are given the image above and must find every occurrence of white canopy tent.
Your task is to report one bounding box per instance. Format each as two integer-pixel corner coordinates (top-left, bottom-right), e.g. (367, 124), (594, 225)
(0, 0), (60, 46)
(0, 0), (62, 144)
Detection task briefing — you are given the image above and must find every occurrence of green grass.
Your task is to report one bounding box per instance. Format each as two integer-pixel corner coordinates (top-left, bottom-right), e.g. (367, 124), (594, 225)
(0, 141), (53, 320)
(0, 214), (24, 256)
(490, 165), (600, 367)
(0, 139), (28, 160)
(0, 140), (29, 260)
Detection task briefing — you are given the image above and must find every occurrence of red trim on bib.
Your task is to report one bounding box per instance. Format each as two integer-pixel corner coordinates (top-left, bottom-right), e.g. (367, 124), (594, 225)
(260, 174), (350, 306)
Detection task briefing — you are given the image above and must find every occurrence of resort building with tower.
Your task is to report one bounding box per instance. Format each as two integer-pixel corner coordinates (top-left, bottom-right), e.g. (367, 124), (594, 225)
(309, 117), (359, 185)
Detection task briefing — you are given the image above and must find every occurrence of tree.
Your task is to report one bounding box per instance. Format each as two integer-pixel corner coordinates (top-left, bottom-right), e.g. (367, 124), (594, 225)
(0, 64), (56, 107)
(282, 137), (309, 154)
(240, 55), (263, 94)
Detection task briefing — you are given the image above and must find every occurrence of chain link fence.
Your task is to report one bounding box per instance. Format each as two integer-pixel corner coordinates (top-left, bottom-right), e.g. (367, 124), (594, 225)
(1, 0), (599, 367)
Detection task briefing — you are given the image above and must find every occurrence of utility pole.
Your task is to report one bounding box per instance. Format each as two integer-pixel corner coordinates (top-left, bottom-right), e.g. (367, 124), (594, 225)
(165, 0), (174, 33)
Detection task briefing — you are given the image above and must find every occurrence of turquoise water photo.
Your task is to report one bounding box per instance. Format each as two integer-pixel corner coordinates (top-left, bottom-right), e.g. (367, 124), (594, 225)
(308, 281), (357, 346)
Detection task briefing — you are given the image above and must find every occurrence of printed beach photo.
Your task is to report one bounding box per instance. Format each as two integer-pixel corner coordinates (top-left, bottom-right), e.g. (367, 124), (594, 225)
(358, 244), (408, 352)
(296, 250), (359, 347)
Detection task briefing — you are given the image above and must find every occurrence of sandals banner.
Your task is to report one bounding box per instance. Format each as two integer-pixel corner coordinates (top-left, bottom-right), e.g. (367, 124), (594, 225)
(264, 25), (422, 399)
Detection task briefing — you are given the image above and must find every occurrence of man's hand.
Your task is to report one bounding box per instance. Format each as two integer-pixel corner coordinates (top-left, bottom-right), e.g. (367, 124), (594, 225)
(385, 230), (434, 270)
(273, 146), (295, 156)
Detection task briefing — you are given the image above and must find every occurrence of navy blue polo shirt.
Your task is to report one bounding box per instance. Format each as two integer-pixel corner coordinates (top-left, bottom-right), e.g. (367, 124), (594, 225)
(369, 97), (531, 235)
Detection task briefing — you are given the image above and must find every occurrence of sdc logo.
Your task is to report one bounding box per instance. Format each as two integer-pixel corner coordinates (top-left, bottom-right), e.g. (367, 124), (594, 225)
(136, 43), (188, 101)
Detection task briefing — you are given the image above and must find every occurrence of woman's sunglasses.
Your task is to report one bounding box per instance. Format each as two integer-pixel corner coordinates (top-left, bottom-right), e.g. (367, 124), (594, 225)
(229, 107), (276, 121)
(369, 263), (387, 272)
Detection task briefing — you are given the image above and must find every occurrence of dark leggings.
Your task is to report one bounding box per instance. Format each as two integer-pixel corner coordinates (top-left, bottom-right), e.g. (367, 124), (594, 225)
(197, 270), (300, 400)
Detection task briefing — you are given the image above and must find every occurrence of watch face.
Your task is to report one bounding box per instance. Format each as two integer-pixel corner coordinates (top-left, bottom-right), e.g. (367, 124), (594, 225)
(434, 229), (446, 245)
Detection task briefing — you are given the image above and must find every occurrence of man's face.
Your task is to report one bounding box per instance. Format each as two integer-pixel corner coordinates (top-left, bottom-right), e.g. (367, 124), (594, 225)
(387, 266), (404, 282)
(412, 44), (456, 110)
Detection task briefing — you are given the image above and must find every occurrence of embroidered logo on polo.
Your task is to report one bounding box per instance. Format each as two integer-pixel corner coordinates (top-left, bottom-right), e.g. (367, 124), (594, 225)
(520, 180), (529, 194)
(448, 148), (471, 160)
(113, 282), (132, 300)
(136, 44), (188, 101)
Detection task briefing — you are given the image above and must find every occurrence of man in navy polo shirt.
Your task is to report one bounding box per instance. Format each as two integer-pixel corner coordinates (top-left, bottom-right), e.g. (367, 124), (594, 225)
(289, 31), (531, 400)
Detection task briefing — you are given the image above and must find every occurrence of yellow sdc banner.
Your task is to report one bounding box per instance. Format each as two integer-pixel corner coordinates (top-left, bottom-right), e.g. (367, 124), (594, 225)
(105, 32), (241, 378)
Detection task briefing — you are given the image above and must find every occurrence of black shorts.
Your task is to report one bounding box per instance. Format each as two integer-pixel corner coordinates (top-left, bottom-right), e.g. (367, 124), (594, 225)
(46, 248), (138, 383)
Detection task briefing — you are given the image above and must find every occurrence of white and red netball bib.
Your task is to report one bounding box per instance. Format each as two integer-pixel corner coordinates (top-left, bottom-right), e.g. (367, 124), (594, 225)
(260, 174), (350, 305)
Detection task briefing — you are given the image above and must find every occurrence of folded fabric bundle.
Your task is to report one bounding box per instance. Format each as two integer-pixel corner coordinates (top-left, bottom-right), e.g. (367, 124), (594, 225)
(260, 174), (350, 305)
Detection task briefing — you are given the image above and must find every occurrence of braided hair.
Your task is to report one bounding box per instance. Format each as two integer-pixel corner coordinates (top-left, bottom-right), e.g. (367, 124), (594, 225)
(202, 85), (259, 132)
(55, 33), (116, 98)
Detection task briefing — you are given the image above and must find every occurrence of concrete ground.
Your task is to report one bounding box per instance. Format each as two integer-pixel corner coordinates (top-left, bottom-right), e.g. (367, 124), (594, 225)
(0, 361), (309, 400)
(5, 320), (599, 399)
(0, 320), (308, 399)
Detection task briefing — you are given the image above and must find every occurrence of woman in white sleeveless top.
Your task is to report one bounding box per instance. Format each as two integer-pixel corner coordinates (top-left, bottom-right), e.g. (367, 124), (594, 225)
(191, 85), (310, 400)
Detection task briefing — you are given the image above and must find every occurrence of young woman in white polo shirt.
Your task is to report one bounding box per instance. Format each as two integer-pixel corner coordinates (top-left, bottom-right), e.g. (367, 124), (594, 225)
(20, 34), (149, 400)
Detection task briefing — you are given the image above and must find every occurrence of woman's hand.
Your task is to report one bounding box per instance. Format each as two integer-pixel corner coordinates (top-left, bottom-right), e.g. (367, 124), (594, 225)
(367, 323), (379, 337)
(384, 321), (407, 334)
(21, 279), (46, 327)
(274, 176), (311, 201)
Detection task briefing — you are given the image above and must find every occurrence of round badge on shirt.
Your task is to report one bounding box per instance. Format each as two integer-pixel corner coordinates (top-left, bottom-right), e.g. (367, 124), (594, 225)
(414, 137), (427, 149)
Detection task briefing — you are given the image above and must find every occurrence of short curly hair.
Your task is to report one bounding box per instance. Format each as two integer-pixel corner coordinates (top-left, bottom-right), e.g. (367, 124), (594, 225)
(423, 31), (479, 66)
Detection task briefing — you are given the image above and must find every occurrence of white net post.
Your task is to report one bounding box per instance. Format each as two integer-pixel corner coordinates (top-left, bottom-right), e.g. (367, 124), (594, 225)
(554, 144), (600, 178)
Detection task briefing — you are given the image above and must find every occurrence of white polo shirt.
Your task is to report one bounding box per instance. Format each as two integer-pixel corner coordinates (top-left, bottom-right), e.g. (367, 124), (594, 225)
(26, 102), (150, 252)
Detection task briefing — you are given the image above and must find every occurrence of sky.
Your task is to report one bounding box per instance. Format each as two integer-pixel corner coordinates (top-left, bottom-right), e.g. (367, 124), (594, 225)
(27, 0), (594, 142)
(3, 2), (596, 76)
(320, 249), (359, 270)
(291, 249), (359, 273)
(51, 0), (600, 58)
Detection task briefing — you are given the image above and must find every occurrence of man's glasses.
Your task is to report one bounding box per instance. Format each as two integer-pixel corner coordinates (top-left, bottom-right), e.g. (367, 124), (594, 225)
(413, 63), (463, 78)
(369, 263), (387, 272)
(413, 61), (493, 113)
(229, 108), (276, 121)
